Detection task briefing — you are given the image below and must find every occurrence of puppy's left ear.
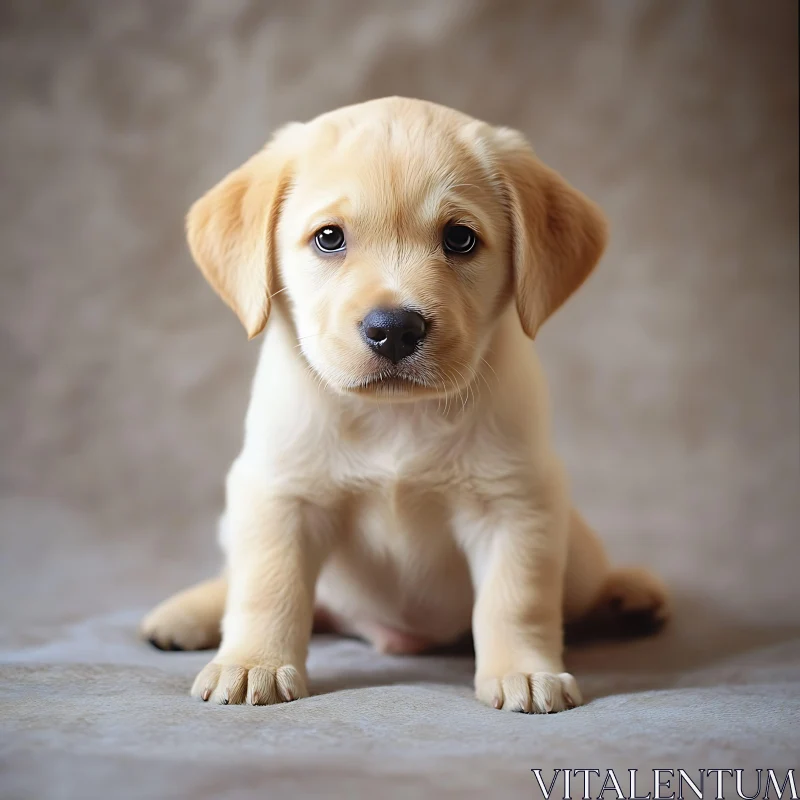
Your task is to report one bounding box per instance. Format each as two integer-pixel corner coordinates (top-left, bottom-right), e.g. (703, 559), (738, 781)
(186, 126), (297, 339)
(494, 128), (608, 338)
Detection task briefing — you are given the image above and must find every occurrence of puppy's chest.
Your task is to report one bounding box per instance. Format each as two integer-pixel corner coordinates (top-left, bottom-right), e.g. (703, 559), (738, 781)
(336, 424), (464, 564)
(330, 412), (471, 491)
(274, 403), (524, 504)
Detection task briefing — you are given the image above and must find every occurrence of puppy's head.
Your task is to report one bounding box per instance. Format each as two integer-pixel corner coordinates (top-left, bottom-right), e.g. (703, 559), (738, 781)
(187, 98), (607, 400)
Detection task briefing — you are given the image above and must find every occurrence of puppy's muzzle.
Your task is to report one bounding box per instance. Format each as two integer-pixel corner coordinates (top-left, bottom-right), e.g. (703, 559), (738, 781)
(360, 308), (427, 364)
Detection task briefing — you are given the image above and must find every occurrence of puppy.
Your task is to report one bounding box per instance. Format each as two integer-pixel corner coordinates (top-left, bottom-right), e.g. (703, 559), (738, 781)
(141, 97), (668, 713)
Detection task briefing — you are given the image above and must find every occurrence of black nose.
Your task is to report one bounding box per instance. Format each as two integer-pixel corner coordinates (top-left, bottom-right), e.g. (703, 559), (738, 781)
(361, 308), (427, 363)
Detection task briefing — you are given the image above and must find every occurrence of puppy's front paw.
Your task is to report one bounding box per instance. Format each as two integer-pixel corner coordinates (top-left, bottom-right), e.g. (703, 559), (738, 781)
(191, 659), (308, 706)
(476, 671), (582, 714)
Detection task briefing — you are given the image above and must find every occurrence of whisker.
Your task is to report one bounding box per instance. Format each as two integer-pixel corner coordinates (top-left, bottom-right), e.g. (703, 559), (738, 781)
(266, 285), (290, 302)
(444, 371), (458, 416)
(449, 365), (470, 412)
(438, 370), (451, 416)
(295, 333), (323, 352)
(451, 357), (484, 411)
(479, 356), (499, 386)
(473, 361), (493, 395)
(459, 364), (476, 410)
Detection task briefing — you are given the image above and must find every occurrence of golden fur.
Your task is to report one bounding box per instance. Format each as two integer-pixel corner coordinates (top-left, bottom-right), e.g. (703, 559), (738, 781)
(142, 97), (668, 713)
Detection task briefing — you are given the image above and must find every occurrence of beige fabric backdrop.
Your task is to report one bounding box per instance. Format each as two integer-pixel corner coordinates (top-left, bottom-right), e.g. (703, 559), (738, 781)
(1, 2), (798, 798)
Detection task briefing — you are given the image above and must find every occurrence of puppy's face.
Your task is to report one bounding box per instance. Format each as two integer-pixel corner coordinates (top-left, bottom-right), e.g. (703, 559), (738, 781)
(187, 98), (607, 401)
(277, 110), (512, 399)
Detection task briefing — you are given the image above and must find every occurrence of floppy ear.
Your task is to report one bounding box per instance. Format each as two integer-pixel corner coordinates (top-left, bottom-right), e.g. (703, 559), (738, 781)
(186, 135), (294, 339)
(494, 129), (608, 338)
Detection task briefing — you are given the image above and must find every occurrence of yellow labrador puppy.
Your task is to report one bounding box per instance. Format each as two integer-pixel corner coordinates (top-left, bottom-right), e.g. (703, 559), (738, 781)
(142, 97), (668, 713)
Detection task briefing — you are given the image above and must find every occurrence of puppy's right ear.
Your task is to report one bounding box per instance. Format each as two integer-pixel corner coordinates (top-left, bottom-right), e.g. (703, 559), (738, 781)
(186, 129), (296, 339)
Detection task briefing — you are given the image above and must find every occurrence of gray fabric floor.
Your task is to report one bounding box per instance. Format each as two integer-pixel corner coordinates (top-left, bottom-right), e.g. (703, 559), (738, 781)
(1, 2), (798, 798)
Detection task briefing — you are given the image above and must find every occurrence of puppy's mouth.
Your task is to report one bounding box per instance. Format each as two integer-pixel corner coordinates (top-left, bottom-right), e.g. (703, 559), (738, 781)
(342, 370), (431, 397)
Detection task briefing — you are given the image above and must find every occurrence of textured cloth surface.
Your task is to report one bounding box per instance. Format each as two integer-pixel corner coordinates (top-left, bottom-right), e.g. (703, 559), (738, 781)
(1, 2), (798, 798)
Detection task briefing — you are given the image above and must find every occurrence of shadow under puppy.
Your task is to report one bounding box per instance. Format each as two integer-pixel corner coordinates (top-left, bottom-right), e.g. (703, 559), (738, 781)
(142, 97), (668, 713)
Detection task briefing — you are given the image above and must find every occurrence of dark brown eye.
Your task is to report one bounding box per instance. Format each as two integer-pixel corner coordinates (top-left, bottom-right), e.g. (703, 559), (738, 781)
(314, 225), (346, 253)
(443, 224), (478, 255)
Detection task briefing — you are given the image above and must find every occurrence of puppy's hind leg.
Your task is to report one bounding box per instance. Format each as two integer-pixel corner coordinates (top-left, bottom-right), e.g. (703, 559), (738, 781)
(597, 565), (670, 635)
(564, 509), (670, 640)
(141, 575), (227, 651)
